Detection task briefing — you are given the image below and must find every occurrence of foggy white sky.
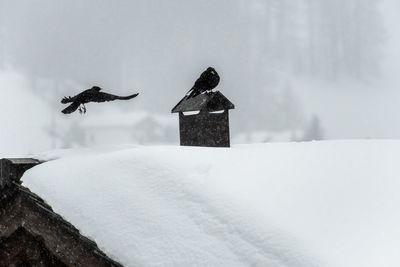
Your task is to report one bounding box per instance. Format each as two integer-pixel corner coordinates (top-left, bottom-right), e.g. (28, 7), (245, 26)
(0, 0), (399, 154)
(297, 0), (400, 139)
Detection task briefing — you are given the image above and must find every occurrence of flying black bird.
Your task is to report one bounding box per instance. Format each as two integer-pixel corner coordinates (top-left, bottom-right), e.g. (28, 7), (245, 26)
(186, 67), (220, 98)
(61, 86), (139, 114)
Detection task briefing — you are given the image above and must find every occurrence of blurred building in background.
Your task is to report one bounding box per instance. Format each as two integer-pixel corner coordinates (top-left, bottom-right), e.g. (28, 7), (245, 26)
(61, 111), (178, 147)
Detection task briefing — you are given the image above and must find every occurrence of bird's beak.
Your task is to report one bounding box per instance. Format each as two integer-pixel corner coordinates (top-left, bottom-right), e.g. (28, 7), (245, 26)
(211, 71), (215, 75)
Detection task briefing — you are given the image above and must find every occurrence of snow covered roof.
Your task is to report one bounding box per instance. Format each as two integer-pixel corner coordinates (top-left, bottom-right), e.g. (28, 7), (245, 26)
(0, 158), (42, 189)
(21, 141), (400, 267)
(171, 91), (234, 113)
(0, 158), (122, 266)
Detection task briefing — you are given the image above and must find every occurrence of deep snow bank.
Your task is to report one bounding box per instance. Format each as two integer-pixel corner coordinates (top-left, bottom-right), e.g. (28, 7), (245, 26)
(22, 141), (400, 267)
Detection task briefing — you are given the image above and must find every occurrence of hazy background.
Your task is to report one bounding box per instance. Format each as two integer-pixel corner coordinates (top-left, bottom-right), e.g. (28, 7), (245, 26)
(0, 0), (399, 156)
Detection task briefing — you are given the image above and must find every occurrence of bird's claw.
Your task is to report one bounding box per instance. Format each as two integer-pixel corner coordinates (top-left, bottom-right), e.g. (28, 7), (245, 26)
(78, 104), (86, 114)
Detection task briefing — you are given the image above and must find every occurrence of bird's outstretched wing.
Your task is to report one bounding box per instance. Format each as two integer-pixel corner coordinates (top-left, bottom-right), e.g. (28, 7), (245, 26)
(92, 92), (139, 103)
(61, 95), (78, 104)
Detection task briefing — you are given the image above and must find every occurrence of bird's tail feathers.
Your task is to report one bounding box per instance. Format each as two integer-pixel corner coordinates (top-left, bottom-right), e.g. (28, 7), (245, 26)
(185, 87), (199, 99)
(62, 101), (80, 114)
(187, 89), (201, 99)
(185, 87), (194, 96)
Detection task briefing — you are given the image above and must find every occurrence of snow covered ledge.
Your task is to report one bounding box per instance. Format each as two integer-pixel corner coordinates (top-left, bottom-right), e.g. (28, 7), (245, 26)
(20, 140), (400, 267)
(0, 157), (122, 266)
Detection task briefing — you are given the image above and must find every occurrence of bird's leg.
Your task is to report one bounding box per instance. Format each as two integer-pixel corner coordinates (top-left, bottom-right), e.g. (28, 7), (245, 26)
(83, 104), (87, 113)
(78, 105), (83, 114)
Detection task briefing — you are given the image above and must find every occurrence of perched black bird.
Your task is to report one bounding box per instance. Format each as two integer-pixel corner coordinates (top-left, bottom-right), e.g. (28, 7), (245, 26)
(186, 67), (220, 98)
(61, 86), (139, 114)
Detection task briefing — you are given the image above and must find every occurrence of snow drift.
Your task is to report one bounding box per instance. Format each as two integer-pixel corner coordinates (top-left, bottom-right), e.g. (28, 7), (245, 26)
(22, 141), (400, 267)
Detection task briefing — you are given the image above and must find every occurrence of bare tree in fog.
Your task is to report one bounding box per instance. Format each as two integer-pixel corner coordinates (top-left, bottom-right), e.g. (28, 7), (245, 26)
(0, 28), (4, 70)
(305, 0), (384, 80)
(248, 0), (384, 80)
(2, 0), (384, 85)
(303, 115), (324, 141)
